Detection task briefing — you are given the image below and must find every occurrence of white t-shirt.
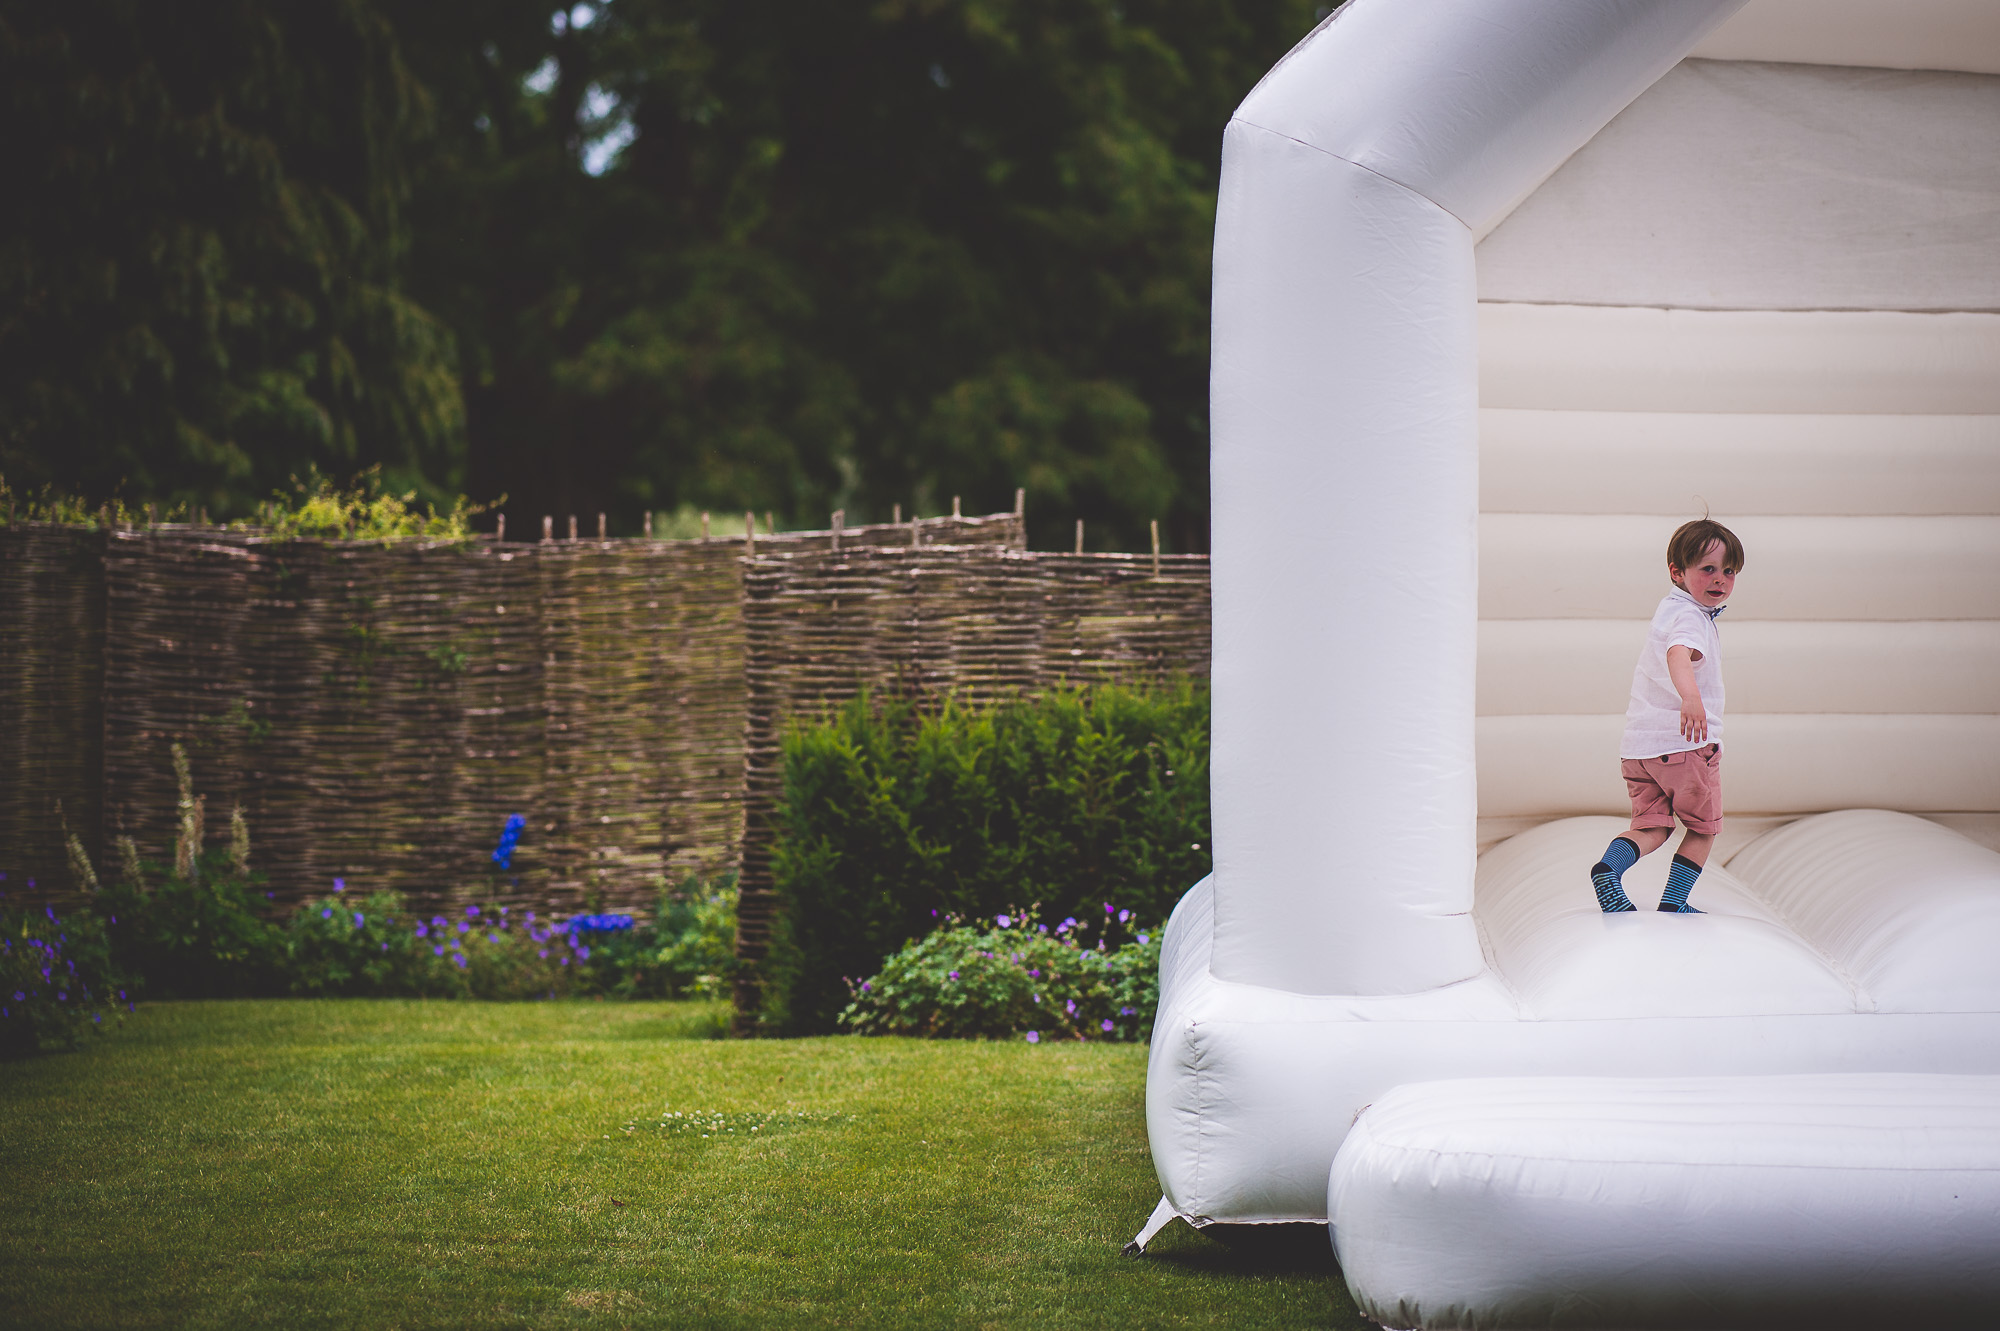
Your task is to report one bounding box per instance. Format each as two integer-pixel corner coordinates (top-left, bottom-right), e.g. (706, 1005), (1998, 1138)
(1620, 589), (1725, 759)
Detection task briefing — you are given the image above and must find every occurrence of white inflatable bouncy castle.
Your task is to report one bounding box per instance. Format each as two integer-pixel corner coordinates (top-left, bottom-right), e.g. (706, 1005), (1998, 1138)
(1139, 0), (2000, 1322)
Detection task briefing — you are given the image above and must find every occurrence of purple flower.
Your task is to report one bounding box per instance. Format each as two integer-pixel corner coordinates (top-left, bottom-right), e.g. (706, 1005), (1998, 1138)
(380, 942), (389, 952)
(525, 910), (536, 923)
(1027, 968), (1040, 978)
(559, 956), (569, 966)
(1065, 999), (1077, 1015)
(947, 970), (959, 981)
(537, 949), (547, 958)
(1119, 1007), (1135, 1016)
(1101, 1019), (1115, 1032)
(1032, 994), (1040, 1004)
(1025, 1031), (1040, 1044)
(352, 912), (365, 929)
(333, 878), (345, 893)
(321, 908), (333, 919)
(433, 945), (445, 957)
(1118, 909), (1131, 923)
(995, 914), (1011, 928)
(415, 924), (429, 939)
(1137, 934), (1150, 945)
(577, 945), (590, 960)
(1103, 903), (1113, 915)
(11, 992), (22, 1002)
(489, 933), (501, 944)
(860, 981), (872, 992)
(467, 905), (480, 918)
(453, 953), (467, 969)
(457, 921), (470, 934)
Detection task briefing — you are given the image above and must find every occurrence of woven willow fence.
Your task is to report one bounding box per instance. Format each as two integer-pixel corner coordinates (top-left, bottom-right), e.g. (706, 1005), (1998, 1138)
(0, 513), (1026, 915)
(4, 512), (1213, 1029)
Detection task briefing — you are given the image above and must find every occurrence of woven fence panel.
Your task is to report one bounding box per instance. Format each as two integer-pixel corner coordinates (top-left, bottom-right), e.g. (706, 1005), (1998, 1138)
(4, 513), (1023, 914)
(0, 526), (108, 908)
(733, 544), (1212, 1024)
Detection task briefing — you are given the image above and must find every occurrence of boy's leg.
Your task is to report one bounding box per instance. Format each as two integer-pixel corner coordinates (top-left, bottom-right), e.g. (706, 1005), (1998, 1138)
(1658, 748), (1722, 914)
(1591, 827), (1667, 912)
(1599, 761), (1675, 913)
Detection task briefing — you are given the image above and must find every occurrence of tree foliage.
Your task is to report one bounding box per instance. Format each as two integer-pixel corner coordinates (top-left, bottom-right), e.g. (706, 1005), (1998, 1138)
(2, 0), (1324, 549)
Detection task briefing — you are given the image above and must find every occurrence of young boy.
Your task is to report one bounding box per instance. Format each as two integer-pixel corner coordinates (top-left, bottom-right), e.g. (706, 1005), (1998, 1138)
(1590, 519), (1744, 914)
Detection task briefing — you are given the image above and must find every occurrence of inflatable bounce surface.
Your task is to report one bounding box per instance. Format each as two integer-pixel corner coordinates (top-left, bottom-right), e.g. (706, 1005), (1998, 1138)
(1142, 0), (2000, 1322)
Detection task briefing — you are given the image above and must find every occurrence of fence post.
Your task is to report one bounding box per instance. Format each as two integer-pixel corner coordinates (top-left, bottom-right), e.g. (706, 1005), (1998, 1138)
(1152, 520), (1161, 577)
(644, 511), (653, 539)
(542, 516), (553, 543)
(497, 513), (506, 543)
(597, 512), (606, 541)
(745, 511), (756, 552)
(1015, 489), (1026, 549)
(830, 509), (844, 552)
(701, 511), (710, 539)
(568, 515), (577, 541)
(1075, 519), (1084, 555)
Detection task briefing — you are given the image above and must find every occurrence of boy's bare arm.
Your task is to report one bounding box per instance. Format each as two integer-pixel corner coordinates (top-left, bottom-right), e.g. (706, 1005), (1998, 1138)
(1666, 645), (1706, 743)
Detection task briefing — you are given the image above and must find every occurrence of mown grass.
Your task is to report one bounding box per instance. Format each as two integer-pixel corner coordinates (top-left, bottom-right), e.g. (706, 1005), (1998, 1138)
(0, 1001), (1365, 1329)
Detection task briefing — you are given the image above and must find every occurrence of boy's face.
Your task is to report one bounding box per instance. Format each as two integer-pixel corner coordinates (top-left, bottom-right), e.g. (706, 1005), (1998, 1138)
(1670, 539), (1736, 609)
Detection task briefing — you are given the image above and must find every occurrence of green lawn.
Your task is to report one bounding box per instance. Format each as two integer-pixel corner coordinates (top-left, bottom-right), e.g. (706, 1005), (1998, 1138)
(0, 1001), (1366, 1329)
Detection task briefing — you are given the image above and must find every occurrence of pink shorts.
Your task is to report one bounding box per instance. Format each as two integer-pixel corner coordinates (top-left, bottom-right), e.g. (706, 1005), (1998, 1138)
(1622, 745), (1722, 836)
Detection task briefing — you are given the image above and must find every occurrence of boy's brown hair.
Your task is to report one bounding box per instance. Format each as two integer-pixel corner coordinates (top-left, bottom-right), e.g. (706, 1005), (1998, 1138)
(1668, 518), (1745, 575)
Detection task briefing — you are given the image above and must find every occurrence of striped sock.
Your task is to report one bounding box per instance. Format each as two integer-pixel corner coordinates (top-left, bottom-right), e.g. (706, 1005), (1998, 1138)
(1658, 853), (1706, 913)
(1590, 836), (1640, 913)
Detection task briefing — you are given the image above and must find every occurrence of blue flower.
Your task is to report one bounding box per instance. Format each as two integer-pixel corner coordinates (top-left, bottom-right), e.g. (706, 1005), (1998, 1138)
(492, 813), (526, 869)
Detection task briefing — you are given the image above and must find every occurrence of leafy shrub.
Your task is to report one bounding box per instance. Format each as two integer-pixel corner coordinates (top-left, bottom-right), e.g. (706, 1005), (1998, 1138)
(0, 467), (485, 538)
(770, 682), (1206, 1033)
(840, 908), (1160, 1043)
(1, 896), (129, 1055)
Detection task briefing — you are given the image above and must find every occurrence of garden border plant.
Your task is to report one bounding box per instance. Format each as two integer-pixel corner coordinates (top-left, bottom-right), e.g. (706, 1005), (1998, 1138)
(768, 680), (1208, 1034)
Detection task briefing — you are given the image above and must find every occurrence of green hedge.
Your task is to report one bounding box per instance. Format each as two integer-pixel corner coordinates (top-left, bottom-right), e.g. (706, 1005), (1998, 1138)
(770, 682), (1209, 1034)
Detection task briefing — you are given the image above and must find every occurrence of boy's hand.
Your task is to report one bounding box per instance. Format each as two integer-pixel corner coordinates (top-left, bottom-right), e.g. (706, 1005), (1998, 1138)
(1666, 644), (1706, 742)
(1679, 695), (1707, 743)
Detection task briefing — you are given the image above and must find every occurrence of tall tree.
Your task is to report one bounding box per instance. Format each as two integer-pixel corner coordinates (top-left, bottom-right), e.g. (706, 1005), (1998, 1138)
(0, 1), (464, 514)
